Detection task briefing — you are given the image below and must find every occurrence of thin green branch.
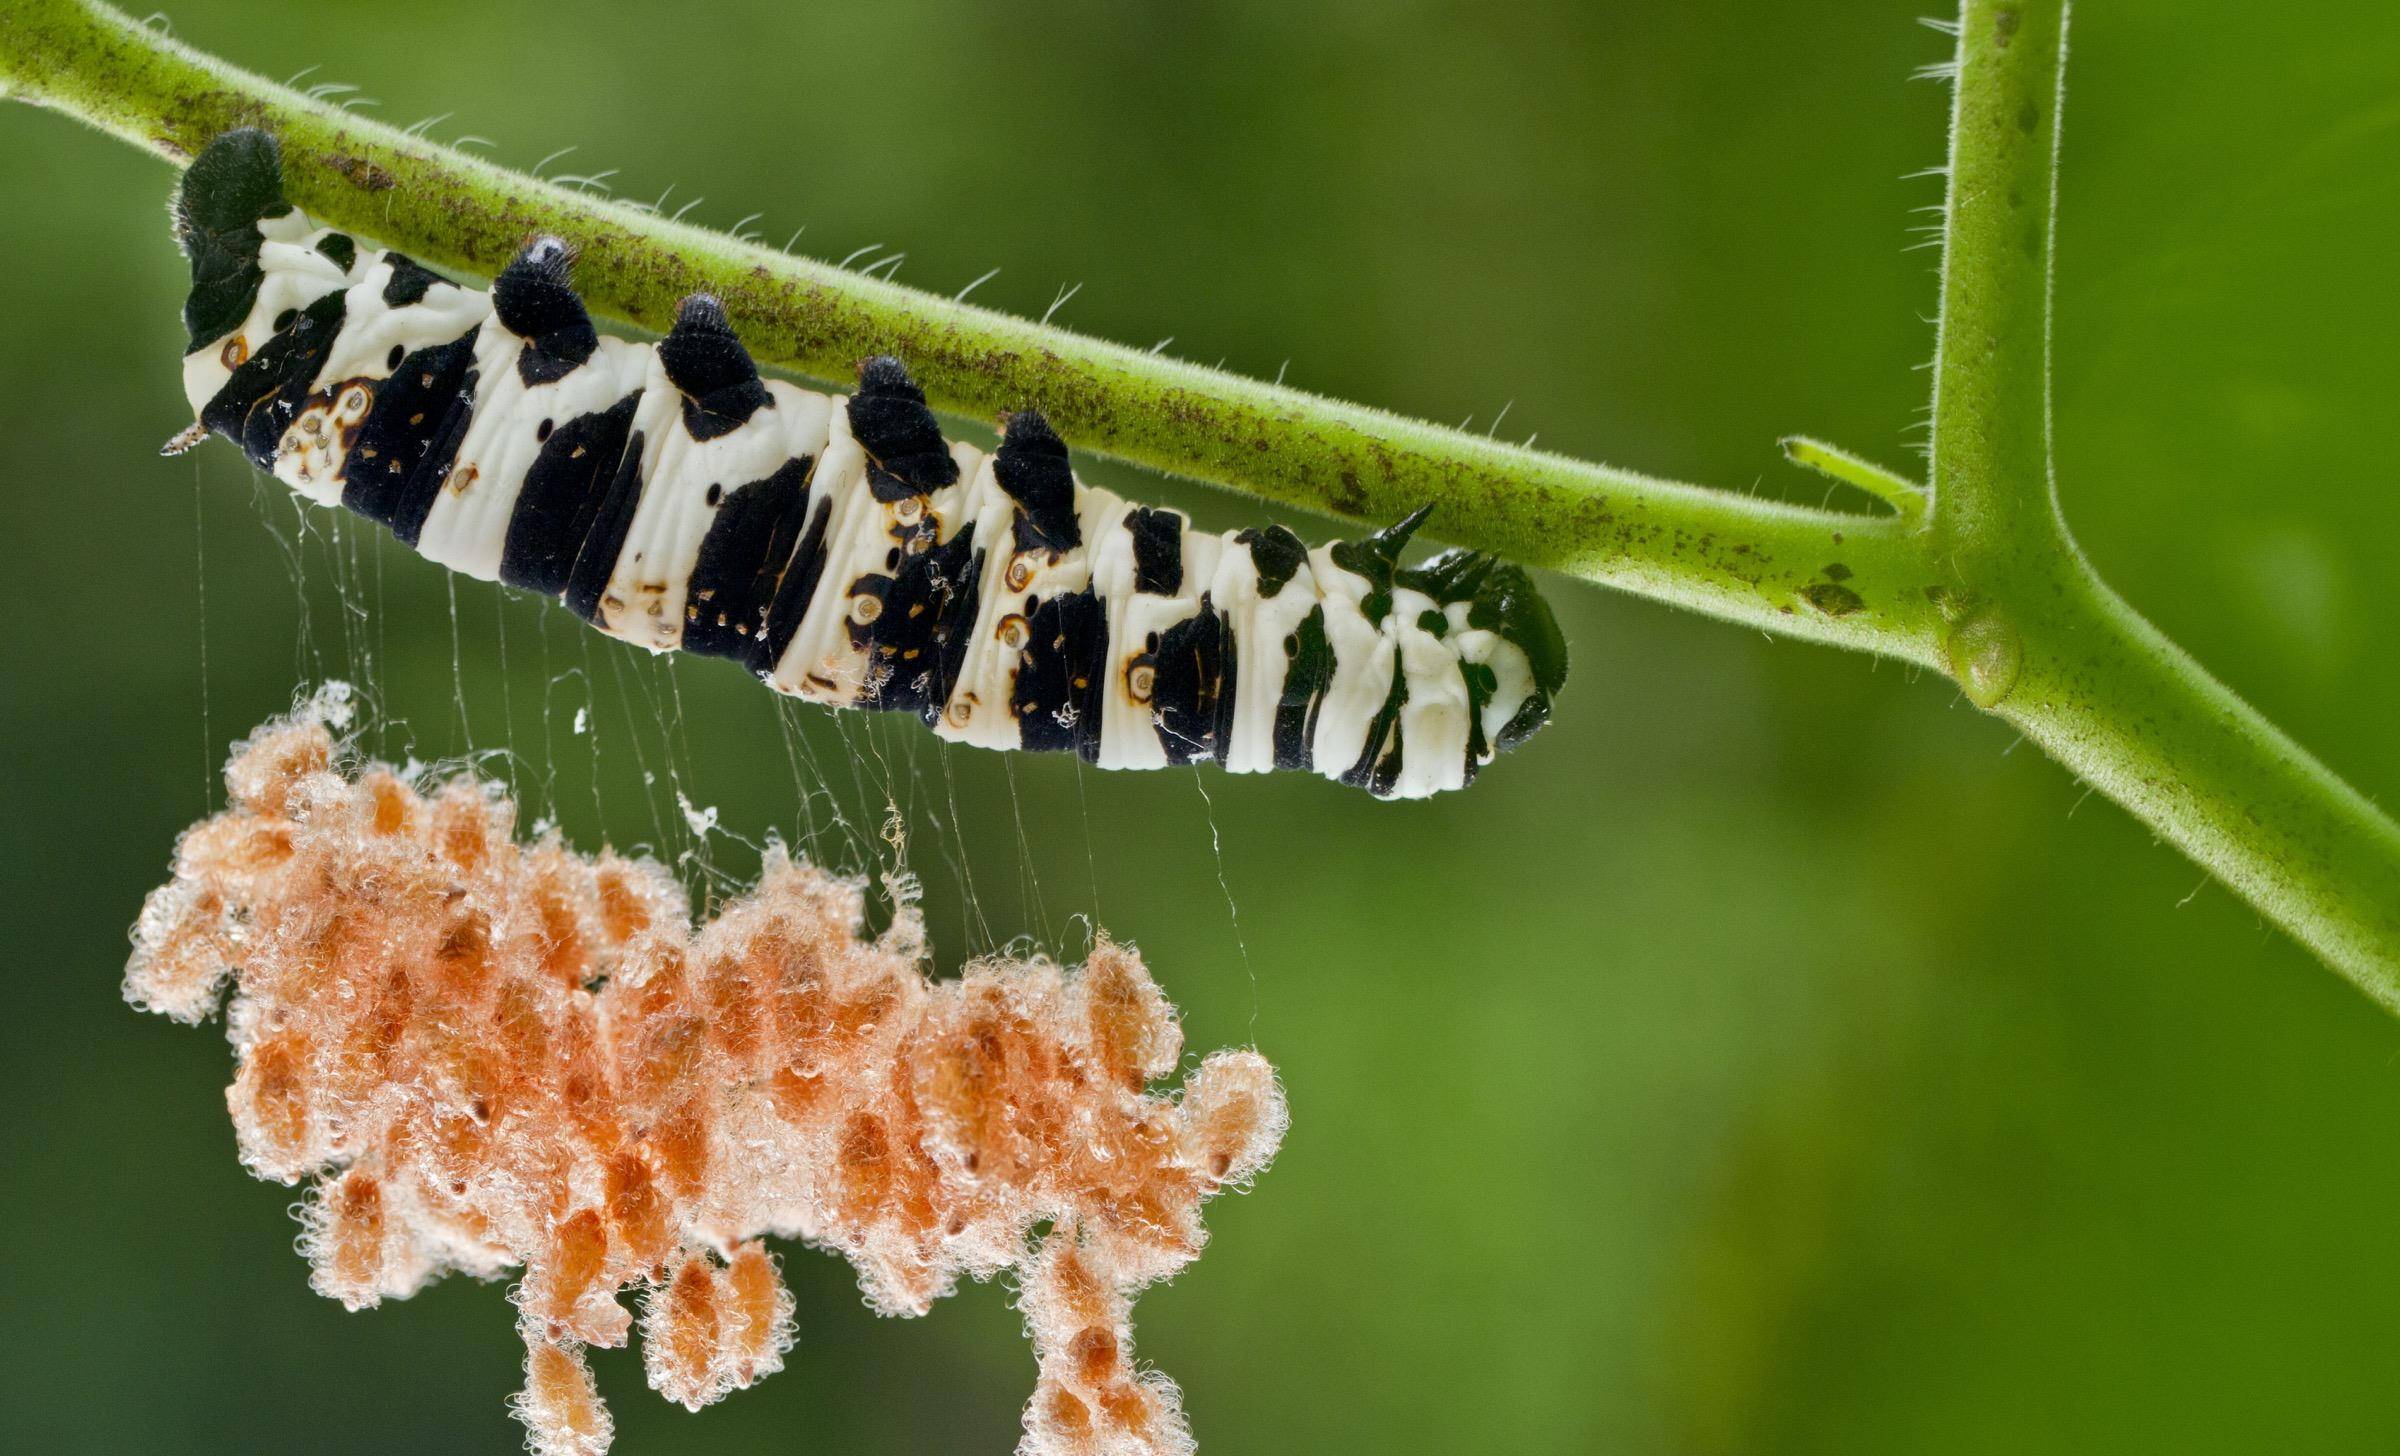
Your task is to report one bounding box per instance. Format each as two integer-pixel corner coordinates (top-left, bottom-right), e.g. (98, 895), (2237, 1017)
(6, 0), (2400, 1002)
(1780, 436), (1928, 525)
(0, 0), (1940, 666)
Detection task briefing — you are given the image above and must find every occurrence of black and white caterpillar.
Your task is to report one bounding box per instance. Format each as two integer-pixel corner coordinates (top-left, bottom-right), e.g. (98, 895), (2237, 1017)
(171, 130), (1566, 798)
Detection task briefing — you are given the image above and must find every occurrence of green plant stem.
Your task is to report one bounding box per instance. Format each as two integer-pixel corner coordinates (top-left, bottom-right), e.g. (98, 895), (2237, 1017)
(0, 0), (1940, 666)
(5, 0), (2399, 1001)
(1929, 0), (2073, 575)
(1925, 0), (2400, 1003)
(2009, 562), (2400, 1008)
(1780, 436), (1929, 524)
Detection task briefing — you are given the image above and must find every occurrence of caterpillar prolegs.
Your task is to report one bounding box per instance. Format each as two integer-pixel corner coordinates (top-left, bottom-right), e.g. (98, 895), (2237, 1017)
(171, 131), (1567, 798)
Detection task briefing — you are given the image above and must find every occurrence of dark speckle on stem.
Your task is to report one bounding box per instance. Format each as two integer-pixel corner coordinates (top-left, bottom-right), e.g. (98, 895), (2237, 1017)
(1332, 468), (1365, 516)
(325, 153), (395, 191)
(1801, 582), (1864, 618)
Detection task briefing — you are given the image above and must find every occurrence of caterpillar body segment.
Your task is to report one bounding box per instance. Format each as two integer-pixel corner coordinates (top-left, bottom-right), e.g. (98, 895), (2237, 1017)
(171, 130), (1566, 798)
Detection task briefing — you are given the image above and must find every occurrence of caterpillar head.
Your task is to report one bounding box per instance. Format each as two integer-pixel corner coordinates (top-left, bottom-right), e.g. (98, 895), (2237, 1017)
(1399, 544), (1569, 755)
(1315, 506), (1566, 778)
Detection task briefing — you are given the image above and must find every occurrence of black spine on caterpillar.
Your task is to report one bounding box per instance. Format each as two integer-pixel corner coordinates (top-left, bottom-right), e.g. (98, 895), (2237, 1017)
(169, 130), (1566, 798)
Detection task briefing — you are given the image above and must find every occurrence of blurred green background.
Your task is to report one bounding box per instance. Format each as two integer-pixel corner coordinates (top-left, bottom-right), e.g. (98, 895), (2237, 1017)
(6, 2), (2400, 1451)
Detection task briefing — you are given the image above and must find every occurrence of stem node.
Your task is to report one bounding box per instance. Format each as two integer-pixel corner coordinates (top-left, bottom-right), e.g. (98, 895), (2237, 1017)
(1943, 608), (2023, 710)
